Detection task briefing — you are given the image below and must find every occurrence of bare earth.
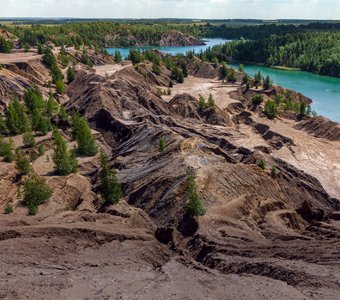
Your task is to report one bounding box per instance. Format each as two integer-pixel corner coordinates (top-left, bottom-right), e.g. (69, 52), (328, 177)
(0, 53), (339, 300)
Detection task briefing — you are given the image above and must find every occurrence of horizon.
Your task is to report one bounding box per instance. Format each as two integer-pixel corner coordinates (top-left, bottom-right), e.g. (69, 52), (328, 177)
(1, 0), (339, 20)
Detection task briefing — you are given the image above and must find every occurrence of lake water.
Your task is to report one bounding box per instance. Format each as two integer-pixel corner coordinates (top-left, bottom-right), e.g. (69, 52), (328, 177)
(231, 64), (340, 122)
(106, 38), (230, 59)
(107, 39), (340, 122)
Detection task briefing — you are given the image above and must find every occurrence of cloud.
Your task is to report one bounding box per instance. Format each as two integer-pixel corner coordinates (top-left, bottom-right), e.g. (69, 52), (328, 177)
(0, 0), (339, 19)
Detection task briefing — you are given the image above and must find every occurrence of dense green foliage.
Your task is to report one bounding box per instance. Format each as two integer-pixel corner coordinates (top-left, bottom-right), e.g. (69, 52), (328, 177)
(158, 137), (165, 153)
(203, 31), (340, 77)
(252, 94), (264, 105)
(20, 173), (53, 215)
(72, 116), (97, 156)
(0, 37), (13, 53)
(99, 151), (122, 205)
(186, 176), (205, 217)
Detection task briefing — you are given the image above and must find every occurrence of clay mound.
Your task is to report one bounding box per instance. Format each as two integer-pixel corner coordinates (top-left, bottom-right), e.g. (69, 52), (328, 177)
(294, 116), (340, 141)
(134, 62), (171, 87)
(0, 29), (18, 41)
(72, 48), (115, 66)
(159, 30), (204, 46)
(2, 60), (51, 85)
(0, 72), (31, 110)
(265, 85), (312, 104)
(187, 57), (220, 79)
(169, 93), (202, 119)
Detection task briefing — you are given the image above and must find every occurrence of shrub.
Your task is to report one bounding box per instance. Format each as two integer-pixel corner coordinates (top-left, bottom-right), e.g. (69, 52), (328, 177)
(38, 144), (46, 156)
(252, 94), (264, 105)
(99, 151), (122, 205)
(178, 70), (184, 83)
(20, 173), (53, 215)
(158, 137), (165, 153)
(15, 151), (32, 175)
(152, 63), (161, 75)
(264, 100), (278, 119)
(23, 131), (36, 148)
(186, 176), (205, 217)
(4, 203), (13, 214)
(258, 159), (266, 170)
(59, 106), (69, 122)
(271, 166), (279, 176)
(46, 95), (59, 116)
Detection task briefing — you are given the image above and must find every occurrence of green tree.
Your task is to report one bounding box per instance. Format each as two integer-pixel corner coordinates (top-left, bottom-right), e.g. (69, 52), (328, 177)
(152, 62), (161, 75)
(24, 86), (44, 112)
(6, 98), (30, 135)
(67, 67), (75, 83)
(23, 43), (29, 53)
(99, 151), (122, 205)
(59, 106), (69, 122)
(207, 93), (216, 112)
(52, 129), (78, 175)
(238, 64), (245, 72)
(299, 102), (307, 116)
(56, 79), (65, 94)
(15, 150), (32, 175)
(263, 75), (273, 90)
(0, 138), (15, 163)
(74, 117), (97, 156)
(0, 37), (13, 53)
(242, 73), (249, 85)
(178, 70), (184, 83)
(114, 50), (122, 63)
(20, 173), (53, 215)
(186, 176), (205, 217)
(46, 95), (59, 116)
(198, 94), (206, 110)
(23, 130), (36, 148)
(264, 100), (278, 119)
(158, 137), (165, 153)
(252, 94), (264, 105)
(271, 166), (278, 176)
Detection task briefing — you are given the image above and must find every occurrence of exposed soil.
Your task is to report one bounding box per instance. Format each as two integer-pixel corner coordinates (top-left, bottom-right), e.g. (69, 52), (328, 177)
(0, 51), (339, 300)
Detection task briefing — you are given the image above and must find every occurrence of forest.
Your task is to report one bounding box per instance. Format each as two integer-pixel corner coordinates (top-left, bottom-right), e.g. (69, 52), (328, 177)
(202, 31), (340, 77)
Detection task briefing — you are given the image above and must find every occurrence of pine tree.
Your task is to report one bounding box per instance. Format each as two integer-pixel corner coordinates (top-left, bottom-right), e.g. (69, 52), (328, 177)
(6, 98), (30, 135)
(207, 93), (216, 112)
(186, 176), (205, 217)
(0, 138), (15, 163)
(46, 95), (59, 116)
(15, 150), (32, 175)
(74, 117), (97, 156)
(158, 137), (165, 153)
(114, 50), (122, 63)
(263, 75), (273, 90)
(198, 94), (206, 110)
(99, 151), (122, 205)
(23, 130), (36, 148)
(52, 129), (77, 175)
(178, 70), (184, 83)
(67, 67), (75, 83)
(56, 79), (65, 94)
(20, 173), (53, 215)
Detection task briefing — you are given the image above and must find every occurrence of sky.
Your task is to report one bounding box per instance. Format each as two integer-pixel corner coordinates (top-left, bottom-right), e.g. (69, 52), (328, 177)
(0, 0), (339, 19)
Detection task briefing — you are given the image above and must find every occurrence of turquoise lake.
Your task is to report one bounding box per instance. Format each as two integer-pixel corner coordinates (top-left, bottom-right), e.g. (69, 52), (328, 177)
(107, 39), (340, 122)
(231, 64), (340, 122)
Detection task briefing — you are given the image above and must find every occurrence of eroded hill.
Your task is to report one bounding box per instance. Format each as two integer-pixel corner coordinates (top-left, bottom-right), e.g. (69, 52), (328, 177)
(0, 48), (339, 300)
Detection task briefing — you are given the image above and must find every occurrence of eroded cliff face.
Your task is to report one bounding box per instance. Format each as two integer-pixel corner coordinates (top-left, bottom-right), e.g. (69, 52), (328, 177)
(0, 51), (339, 299)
